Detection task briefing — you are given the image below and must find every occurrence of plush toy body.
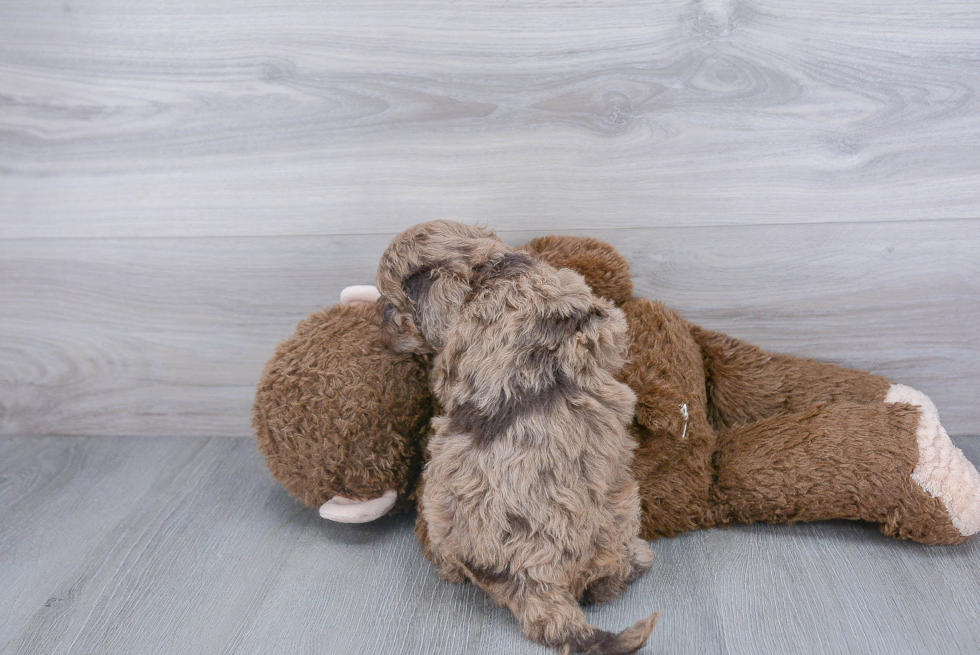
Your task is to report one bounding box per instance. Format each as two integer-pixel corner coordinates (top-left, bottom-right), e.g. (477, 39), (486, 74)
(620, 299), (978, 544)
(253, 235), (980, 547)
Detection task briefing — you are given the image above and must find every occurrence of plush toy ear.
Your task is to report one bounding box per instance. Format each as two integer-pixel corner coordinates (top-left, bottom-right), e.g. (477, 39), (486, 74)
(340, 285), (381, 305)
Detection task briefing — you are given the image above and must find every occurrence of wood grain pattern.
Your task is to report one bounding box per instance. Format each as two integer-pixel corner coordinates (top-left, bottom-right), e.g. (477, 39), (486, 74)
(1, 220), (977, 438)
(1, 435), (978, 654)
(2, 0), (980, 237)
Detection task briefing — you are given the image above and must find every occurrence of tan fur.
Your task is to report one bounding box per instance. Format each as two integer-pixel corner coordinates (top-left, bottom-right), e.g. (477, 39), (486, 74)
(377, 222), (658, 655)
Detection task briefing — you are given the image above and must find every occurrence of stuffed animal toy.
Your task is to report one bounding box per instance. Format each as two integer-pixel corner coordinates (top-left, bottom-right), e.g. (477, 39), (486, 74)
(253, 235), (980, 548)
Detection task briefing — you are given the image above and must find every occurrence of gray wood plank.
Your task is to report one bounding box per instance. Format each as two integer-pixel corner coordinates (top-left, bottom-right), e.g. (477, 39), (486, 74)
(2, 436), (979, 654)
(0, 437), (311, 655)
(2, 0), (980, 238)
(0, 437), (219, 649)
(1, 219), (977, 438)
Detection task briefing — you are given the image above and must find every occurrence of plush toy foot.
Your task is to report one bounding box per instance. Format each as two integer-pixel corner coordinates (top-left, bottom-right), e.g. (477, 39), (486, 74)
(885, 385), (980, 540)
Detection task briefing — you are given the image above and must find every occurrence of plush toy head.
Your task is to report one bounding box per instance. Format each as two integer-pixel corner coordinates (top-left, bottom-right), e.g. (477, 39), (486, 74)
(253, 235), (635, 523)
(252, 293), (434, 522)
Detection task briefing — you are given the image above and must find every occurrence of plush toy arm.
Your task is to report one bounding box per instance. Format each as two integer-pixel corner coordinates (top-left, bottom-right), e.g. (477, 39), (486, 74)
(690, 325), (892, 429)
(619, 298), (707, 441)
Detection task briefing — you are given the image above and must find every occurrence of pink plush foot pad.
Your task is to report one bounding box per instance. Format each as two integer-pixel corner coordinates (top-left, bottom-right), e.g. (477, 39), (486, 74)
(886, 384), (980, 537)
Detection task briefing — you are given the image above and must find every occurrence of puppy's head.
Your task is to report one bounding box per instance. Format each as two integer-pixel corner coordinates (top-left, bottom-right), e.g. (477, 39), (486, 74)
(377, 220), (509, 354)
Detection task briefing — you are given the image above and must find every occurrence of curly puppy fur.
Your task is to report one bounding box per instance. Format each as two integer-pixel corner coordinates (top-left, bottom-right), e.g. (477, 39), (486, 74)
(377, 221), (659, 655)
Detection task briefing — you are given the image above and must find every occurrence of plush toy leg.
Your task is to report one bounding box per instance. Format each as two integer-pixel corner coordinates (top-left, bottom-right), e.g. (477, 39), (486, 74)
(711, 400), (976, 545)
(884, 384), (980, 540)
(691, 326), (892, 428)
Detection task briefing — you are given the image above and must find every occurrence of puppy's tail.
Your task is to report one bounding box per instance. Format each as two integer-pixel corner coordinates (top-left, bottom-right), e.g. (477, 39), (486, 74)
(556, 610), (660, 655)
(457, 560), (659, 655)
(513, 584), (659, 655)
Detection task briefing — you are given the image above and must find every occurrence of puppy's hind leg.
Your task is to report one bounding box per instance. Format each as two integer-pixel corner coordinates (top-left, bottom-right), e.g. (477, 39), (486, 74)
(627, 537), (655, 580)
(580, 538), (654, 606)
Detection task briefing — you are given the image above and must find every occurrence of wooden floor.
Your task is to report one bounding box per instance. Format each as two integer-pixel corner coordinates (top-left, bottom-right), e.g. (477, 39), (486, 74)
(1, 435), (979, 655)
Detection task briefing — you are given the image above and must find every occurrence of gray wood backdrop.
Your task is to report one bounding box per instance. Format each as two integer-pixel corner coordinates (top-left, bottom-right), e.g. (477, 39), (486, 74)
(1, 0), (978, 437)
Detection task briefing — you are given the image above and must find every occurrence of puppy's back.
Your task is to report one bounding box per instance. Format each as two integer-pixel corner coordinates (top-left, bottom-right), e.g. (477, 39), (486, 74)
(431, 251), (638, 542)
(437, 255), (633, 416)
(424, 253), (653, 654)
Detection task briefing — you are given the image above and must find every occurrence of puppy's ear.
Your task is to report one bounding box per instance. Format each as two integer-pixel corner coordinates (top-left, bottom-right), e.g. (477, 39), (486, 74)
(398, 265), (437, 349)
(377, 221), (509, 354)
(377, 292), (432, 355)
(378, 264), (472, 353)
(381, 266), (469, 354)
(408, 266), (472, 350)
(403, 267), (435, 311)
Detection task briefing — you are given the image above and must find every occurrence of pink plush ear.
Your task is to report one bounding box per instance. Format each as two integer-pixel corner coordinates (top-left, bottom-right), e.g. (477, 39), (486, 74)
(340, 285), (381, 305)
(319, 490), (398, 523)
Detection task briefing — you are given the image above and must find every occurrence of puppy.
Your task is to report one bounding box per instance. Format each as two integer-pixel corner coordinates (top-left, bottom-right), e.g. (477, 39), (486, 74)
(377, 221), (658, 655)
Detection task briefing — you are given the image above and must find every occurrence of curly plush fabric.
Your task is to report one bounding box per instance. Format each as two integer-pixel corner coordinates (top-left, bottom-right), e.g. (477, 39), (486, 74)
(253, 234), (980, 547)
(252, 302), (432, 511)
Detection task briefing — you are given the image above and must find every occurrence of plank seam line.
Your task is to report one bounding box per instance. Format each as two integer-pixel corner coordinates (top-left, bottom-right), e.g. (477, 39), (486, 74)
(0, 216), (978, 243)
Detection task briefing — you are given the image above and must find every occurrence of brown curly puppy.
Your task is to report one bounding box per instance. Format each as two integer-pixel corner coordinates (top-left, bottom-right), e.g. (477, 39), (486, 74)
(377, 221), (659, 655)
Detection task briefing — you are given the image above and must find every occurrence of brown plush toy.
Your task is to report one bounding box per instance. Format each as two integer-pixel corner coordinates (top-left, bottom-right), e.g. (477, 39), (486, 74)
(253, 236), (980, 545)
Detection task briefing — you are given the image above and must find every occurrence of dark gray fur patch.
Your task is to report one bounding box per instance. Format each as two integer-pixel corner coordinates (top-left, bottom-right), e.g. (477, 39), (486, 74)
(447, 369), (577, 447)
(464, 561), (510, 585)
(379, 297), (396, 325)
(465, 251), (536, 303)
(505, 512), (533, 538)
(402, 266), (434, 334)
(403, 266), (434, 307)
(529, 306), (605, 349)
(566, 629), (622, 655)
(579, 575), (623, 606)
(475, 251), (535, 279)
